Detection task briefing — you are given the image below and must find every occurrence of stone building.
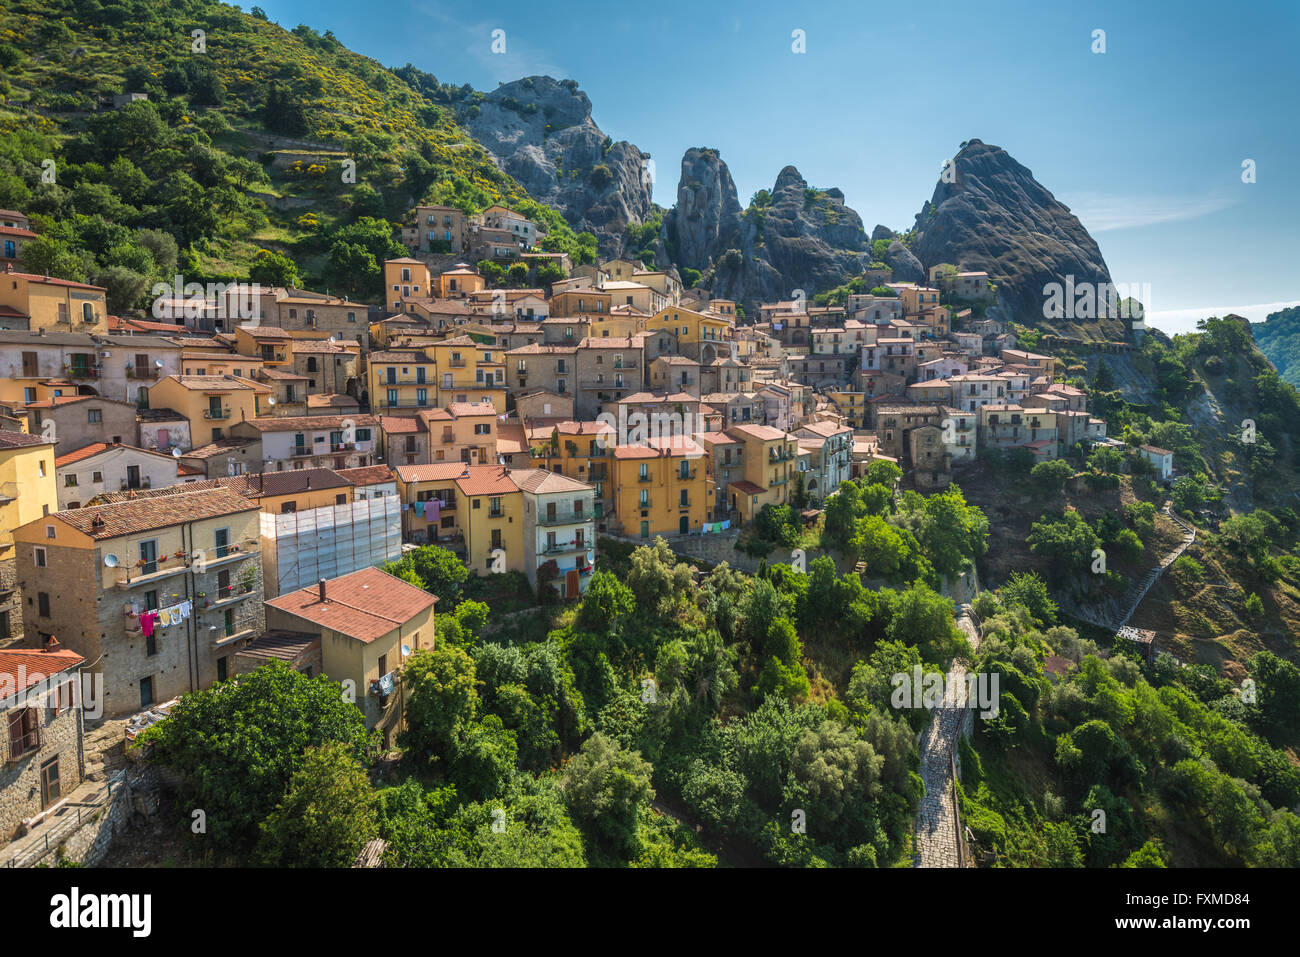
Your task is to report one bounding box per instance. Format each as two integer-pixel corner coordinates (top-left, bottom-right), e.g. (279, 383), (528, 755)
(11, 487), (265, 716)
(1, 641), (86, 842)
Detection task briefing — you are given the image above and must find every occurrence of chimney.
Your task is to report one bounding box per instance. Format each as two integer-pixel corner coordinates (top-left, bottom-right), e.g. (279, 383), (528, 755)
(318, 577), (326, 602)
(43, 635), (61, 653)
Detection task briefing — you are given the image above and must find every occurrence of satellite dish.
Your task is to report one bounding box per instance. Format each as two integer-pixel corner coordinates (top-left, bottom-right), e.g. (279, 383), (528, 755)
(154, 359), (164, 368)
(401, 644), (411, 657)
(172, 447), (182, 458)
(267, 397), (276, 406)
(104, 554), (119, 568)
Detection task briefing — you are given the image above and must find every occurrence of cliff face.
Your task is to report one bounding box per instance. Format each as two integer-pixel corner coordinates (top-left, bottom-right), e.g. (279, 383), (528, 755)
(460, 76), (656, 254)
(664, 148), (869, 310)
(910, 139), (1122, 338)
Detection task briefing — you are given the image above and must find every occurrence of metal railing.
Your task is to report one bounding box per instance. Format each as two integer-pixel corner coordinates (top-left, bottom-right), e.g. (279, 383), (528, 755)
(3, 770), (127, 868)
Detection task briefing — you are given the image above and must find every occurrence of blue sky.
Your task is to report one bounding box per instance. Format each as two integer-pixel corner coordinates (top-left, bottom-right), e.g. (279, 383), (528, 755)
(254, 0), (1300, 333)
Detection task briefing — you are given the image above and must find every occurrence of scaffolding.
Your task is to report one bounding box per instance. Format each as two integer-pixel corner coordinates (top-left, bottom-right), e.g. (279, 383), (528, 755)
(260, 494), (402, 597)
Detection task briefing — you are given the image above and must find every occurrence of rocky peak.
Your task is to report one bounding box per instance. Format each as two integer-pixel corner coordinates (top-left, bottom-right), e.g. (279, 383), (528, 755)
(459, 75), (655, 254)
(911, 139), (1121, 337)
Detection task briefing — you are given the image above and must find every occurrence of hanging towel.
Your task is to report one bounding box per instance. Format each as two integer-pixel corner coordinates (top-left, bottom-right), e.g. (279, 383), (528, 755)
(429, 499), (441, 522)
(412, 500), (425, 517)
(140, 611), (157, 637)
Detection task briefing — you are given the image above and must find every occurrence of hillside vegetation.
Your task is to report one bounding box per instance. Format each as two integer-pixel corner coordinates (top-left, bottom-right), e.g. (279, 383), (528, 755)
(0, 0), (596, 306)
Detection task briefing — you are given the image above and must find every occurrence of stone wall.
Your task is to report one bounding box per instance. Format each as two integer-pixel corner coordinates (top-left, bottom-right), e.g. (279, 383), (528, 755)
(0, 701), (84, 844)
(605, 529), (850, 576)
(0, 556), (22, 644)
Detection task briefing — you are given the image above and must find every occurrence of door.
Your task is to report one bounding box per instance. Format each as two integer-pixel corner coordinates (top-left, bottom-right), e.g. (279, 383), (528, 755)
(40, 757), (60, 809)
(139, 676), (154, 709)
(126, 465), (141, 489)
(22, 351), (37, 377)
(565, 569), (580, 598)
(639, 521), (649, 539)
(679, 516), (689, 535)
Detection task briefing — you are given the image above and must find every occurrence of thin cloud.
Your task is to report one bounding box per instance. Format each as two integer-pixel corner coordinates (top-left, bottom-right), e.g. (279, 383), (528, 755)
(415, 3), (567, 83)
(1063, 192), (1237, 232)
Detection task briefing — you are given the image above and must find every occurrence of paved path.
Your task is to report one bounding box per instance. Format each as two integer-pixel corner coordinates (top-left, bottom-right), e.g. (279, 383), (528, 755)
(914, 575), (981, 868)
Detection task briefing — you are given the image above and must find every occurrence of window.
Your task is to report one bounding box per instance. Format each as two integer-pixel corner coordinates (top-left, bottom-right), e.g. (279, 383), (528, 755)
(217, 656), (228, 682)
(33, 546), (46, 568)
(7, 707), (40, 760)
(224, 609), (235, 637)
(37, 592), (50, 617)
(64, 474), (77, 487)
(214, 527), (230, 559)
(145, 632), (157, 657)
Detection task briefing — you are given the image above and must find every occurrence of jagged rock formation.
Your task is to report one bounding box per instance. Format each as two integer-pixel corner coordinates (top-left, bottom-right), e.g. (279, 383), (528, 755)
(460, 76), (656, 254)
(910, 139), (1122, 338)
(885, 240), (925, 282)
(663, 148), (869, 311)
(871, 225), (897, 242)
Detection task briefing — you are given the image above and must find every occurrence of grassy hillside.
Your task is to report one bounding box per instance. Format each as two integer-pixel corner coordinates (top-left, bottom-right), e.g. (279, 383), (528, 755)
(0, 0), (595, 306)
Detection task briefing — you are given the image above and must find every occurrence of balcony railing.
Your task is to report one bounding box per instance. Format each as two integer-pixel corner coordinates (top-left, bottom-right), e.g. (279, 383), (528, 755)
(543, 540), (588, 555)
(65, 366), (100, 379)
(538, 510), (589, 526)
(291, 445), (312, 457)
(204, 408), (232, 420)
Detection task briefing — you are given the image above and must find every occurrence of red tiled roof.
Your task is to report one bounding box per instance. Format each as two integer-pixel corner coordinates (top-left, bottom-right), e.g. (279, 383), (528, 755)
(54, 487), (257, 539)
(454, 464), (518, 496)
(0, 646), (85, 700)
(728, 480), (765, 496)
(0, 430), (52, 450)
(265, 567), (436, 643)
(336, 465), (394, 486)
(395, 463), (470, 483)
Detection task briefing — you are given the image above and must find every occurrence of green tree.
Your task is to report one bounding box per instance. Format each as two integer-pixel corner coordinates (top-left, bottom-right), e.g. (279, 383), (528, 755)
(561, 733), (655, 855)
(578, 570), (635, 631)
(255, 741), (379, 867)
(400, 646), (480, 765)
(138, 662), (370, 850)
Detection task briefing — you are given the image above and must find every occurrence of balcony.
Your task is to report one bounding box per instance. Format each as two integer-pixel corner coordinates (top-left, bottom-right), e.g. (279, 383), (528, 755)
(448, 359), (467, 368)
(331, 443), (352, 452)
(204, 408), (232, 420)
(291, 445), (313, 457)
(65, 365), (100, 379)
(538, 510), (590, 526)
(543, 540), (588, 556)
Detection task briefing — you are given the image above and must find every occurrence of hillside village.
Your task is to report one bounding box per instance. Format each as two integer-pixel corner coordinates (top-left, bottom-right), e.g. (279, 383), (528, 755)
(0, 193), (1185, 865)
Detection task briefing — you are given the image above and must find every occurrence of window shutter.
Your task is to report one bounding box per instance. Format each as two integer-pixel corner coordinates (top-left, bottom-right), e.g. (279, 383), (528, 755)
(7, 709), (22, 761)
(22, 707), (40, 752)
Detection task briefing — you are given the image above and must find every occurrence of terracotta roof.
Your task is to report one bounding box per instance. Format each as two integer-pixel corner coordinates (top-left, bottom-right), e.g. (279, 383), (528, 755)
(54, 441), (174, 467)
(265, 567), (437, 644)
(395, 463), (470, 483)
(728, 480), (765, 496)
(55, 487), (257, 539)
(0, 430), (52, 449)
(612, 435), (704, 459)
(455, 464), (519, 496)
(0, 646), (85, 700)
(336, 465), (394, 486)
(1141, 445), (1173, 457)
(380, 415), (423, 434)
(232, 468), (351, 498)
(292, 340), (355, 354)
(180, 438), (259, 459)
(509, 468), (593, 494)
(447, 402), (495, 418)
(238, 414), (377, 432)
(728, 424), (788, 442)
